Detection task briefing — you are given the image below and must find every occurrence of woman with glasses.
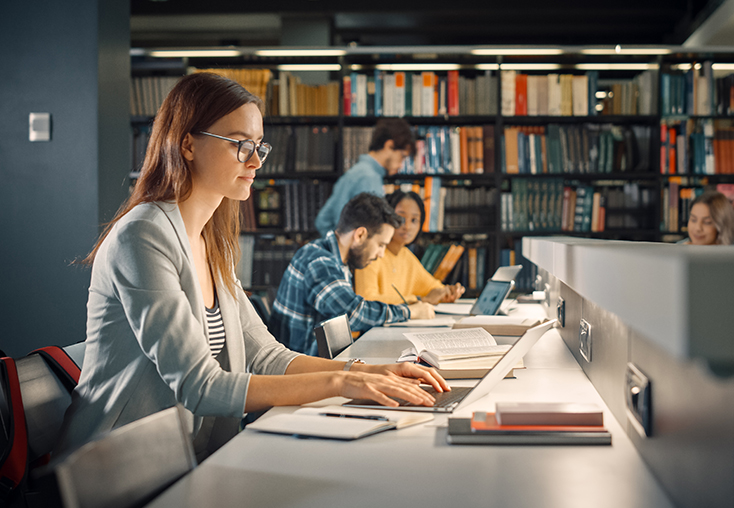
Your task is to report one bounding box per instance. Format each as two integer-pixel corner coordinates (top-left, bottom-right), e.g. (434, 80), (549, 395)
(57, 72), (447, 461)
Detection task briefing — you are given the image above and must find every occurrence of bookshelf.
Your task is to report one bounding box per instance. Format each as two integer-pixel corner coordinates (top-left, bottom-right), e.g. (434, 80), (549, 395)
(129, 45), (734, 294)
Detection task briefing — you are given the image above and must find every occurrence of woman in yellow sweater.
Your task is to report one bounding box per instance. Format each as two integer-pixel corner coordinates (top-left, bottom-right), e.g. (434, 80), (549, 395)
(355, 190), (465, 305)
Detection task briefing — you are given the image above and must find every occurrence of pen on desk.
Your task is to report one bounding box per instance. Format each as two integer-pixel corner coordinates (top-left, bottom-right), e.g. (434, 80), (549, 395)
(319, 412), (389, 421)
(392, 284), (409, 305)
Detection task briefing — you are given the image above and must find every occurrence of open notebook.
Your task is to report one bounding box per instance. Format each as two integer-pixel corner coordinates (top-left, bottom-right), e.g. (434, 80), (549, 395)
(246, 406), (433, 440)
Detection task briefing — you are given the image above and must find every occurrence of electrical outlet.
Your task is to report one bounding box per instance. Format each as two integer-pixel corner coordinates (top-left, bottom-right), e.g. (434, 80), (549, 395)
(556, 297), (565, 327)
(579, 318), (591, 362)
(544, 283), (551, 308)
(626, 363), (652, 437)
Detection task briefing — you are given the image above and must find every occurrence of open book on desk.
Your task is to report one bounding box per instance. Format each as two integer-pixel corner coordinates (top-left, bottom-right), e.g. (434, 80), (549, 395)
(247, 406), (433, 440)
(401, 328), (521, 371)
(384, 317), (456, 327)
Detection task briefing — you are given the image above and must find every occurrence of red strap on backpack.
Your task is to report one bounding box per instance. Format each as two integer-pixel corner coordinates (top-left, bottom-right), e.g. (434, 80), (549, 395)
(0, 358), (28, 498)
(30, 346), (81, 387)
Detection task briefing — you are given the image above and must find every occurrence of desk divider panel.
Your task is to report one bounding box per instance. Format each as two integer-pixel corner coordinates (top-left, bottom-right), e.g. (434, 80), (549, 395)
(526, 238), (734, 508)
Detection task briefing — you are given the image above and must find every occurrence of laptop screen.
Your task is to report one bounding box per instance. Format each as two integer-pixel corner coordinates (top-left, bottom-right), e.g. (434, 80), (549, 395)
(469, 280), (513, 316)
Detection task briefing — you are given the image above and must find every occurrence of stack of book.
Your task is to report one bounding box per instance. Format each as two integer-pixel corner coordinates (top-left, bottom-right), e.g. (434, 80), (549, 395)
(448, 402), (611, 445)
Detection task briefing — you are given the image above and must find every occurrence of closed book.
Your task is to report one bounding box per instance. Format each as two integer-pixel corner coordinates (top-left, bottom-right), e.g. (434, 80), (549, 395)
(452, 316), (544, 336)
(494, 403), (604, 426)
(515, 73), (528, 116)
(447, 417), (612, 445)
(501, 70), (516, 116)
(394, 71), (406, 117)
(447, 70), (459, 116)
(434, 366), (516, 380)
(421, 72), (435, 116)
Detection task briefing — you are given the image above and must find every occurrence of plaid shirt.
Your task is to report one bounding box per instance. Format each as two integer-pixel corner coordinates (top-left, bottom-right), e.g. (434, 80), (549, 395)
(270, 231), (410, 355)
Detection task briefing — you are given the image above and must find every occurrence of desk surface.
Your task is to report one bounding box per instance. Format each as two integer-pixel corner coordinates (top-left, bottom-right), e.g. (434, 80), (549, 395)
(147, 305), (673, 508)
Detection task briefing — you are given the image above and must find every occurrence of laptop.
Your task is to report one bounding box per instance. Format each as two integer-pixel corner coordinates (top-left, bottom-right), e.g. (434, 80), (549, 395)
(491, 264), (523, 283)
(343, 319), (557, 413)
(434, 279), (514, 316)
(469, 279), (514, 316)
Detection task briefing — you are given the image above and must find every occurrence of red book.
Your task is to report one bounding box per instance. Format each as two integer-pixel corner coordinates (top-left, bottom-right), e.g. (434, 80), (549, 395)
(515, 74), (528, 116)
(447, 70), (459, 116)
(342, 75), (351, 117)
(470, 412), (607, 433)
(660, 123), (668, 174)
(668, 127), (676, 174)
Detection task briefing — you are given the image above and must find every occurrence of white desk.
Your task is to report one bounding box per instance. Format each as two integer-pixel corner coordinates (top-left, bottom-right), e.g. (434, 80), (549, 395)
(146, 305), (674, 508)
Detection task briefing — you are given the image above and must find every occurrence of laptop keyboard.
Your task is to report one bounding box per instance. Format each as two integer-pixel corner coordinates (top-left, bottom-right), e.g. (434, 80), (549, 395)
(400, 386), (473, 408)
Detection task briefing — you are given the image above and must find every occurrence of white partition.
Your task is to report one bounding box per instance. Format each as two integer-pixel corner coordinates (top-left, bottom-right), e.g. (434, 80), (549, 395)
(523, 237), (734, 371)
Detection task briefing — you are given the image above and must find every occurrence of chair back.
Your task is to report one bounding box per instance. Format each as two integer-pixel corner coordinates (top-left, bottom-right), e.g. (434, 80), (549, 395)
(314, 314), (354, 359)
(0, 346), (81, 504)
(52, 405), (196, 508)
(248, 293), (271, 326)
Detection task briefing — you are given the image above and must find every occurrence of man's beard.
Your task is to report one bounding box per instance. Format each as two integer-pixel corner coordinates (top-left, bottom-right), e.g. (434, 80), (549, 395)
(347, 243), (373, 270)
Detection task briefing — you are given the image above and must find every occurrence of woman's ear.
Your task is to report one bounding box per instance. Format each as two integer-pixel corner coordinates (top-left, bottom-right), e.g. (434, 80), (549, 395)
(181, 133), (195, 162)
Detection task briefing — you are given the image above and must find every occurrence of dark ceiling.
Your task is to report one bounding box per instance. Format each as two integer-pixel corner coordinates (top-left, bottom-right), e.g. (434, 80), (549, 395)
(131, 0), (724, 47)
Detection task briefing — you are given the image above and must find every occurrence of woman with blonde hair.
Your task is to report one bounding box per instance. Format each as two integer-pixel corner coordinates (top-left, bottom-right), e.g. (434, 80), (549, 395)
(57, 73), (447, 460)
(682, 191), (734, 245)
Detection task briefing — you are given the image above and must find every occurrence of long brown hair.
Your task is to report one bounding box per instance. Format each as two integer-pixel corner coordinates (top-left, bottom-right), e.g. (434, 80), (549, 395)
(85, 72), (263, 296)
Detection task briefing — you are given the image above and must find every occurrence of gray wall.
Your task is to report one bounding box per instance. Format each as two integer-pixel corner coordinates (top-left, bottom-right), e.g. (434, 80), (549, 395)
(0, 0), (130, 356)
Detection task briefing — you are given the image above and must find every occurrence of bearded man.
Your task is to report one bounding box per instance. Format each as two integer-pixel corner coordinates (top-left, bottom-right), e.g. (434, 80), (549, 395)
(270, 193), (435, 355)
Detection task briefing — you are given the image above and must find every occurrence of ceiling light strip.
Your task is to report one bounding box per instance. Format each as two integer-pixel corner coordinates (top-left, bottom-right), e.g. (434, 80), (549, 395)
(471, 48), (564, 56)
(257, 49), (347, 57)
(148, 50), (241, 58)
(277, 64), (342, 71)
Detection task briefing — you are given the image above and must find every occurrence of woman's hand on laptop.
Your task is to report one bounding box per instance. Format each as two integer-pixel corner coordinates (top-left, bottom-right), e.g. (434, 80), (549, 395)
(337, 370), (436, 407)
(353, 362), (450, 395)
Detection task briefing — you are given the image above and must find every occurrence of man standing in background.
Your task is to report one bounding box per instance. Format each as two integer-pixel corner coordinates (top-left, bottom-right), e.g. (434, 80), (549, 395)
(315, 119), (414, 237)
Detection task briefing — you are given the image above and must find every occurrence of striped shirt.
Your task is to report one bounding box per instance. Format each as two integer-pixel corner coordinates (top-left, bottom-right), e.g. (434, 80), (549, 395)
(205, 299), (226, 357)
(269, 230), (410, 356)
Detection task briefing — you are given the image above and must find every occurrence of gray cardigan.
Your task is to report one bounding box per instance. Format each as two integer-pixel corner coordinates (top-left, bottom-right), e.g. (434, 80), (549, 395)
(57, 202), (300, 456)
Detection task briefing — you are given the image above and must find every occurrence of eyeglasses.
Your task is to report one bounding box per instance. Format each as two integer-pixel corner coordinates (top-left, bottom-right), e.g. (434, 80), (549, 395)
(197, 131), (272, 164)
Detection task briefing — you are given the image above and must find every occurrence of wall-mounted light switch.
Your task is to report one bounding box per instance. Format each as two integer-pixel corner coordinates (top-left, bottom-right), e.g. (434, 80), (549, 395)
(579, 318), (591, 362)
(29, 112), (51, 142)
(626, 363), (652, 437)
(556, 297), (565, 327)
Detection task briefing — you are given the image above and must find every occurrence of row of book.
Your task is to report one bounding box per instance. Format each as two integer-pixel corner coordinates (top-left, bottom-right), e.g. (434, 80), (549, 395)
(236, 235), (300, 289)
(660, 65), (734, 117)
(502, 179), (655, 232)
(388, 178), (497, 233)
(500, 70), (656, 117)
(502, 124), (653, 175)
(344, 70), (497, 117)
(247, 180), (333, 233)
(660, 118), (734, 175)
(268, 72), (340, 117)
(415, 242), (489, 291)
(662, 182), (734, 233)
(500, 240), (537, 292)
(343, 125), (496, 175)
(130, 76), (179, 117)
(261, 125), (337, 174)
(130, 69), (273, 117)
